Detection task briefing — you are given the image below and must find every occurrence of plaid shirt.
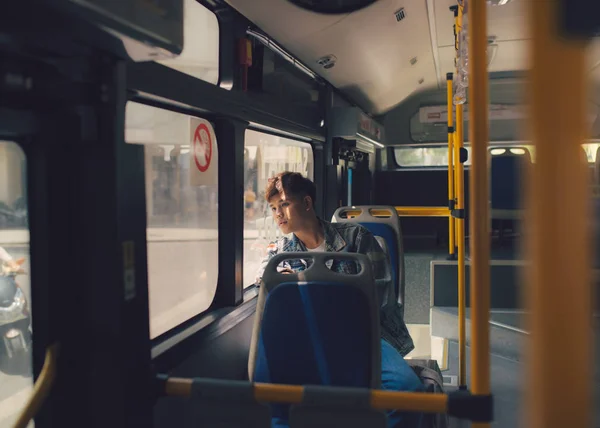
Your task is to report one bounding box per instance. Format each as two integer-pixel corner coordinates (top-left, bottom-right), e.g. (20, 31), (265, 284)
(255, 219), (414, 357)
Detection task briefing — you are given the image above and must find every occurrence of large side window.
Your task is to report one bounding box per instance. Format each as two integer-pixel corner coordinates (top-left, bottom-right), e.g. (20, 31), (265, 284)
(125, 102), (219, 338)
(393, 146), (472, 167)
(0, 141), (32, 426)
(243, 130), (314, 288)
(158, 0), (219, 85)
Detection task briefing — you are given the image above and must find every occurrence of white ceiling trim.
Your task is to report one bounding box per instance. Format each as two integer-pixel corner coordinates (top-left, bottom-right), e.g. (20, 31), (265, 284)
(426, 0), (443, 89)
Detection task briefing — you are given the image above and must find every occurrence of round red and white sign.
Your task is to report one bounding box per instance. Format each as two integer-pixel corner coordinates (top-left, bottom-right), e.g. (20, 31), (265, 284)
(193, 123), (212, 172)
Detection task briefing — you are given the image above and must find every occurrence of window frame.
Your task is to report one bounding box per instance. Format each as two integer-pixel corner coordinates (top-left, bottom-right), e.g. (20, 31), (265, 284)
(124, 14), (326, 347)
(126, 97), (226, 342)
(156, 0), (221, 87)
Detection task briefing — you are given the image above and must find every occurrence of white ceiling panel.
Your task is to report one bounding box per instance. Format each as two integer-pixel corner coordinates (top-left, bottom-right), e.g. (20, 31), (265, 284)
(226, 0), (439, 114)
(291, 0), (436, 113)
(433, 0), (457, 48)
(434, 0), (528, 48)
(224, 0), (348, 46)
(438, 39), (528, 79)
(221, 0), (578, 115)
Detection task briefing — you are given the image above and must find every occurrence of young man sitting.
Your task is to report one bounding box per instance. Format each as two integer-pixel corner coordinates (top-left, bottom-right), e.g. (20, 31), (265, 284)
(253, 172), (423, 428)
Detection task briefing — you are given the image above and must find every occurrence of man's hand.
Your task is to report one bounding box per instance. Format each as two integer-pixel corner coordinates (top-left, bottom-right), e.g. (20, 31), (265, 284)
(278, 267), (295, 274)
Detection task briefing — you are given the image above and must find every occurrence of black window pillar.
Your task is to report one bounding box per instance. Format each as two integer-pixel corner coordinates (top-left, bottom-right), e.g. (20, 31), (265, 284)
(213, 117), (247, 307)
(29, 57), (152, 427)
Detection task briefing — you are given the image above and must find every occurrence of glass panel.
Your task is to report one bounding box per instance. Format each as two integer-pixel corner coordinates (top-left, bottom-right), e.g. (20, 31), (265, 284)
(125, 102), (218, 338)
(409, 109), (522, 143)
(0, 141), (32, 426)
(503, 144), (598, 164)
(394, 146), (472, 167)
(243, 130), (314, 288)
(158, 0), (219, 85)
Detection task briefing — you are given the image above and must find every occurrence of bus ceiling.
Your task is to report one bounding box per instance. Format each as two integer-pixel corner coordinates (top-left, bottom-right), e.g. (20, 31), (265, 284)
(221, 0), (548, 116)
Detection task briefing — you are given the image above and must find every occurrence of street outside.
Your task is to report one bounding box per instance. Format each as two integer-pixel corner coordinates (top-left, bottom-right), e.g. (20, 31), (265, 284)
(0, 233), (267, 427)
(0, 246), (32, 428)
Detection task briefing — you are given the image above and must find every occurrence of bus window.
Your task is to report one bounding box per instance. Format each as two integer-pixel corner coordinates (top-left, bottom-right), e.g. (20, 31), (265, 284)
(513, 144), (599, 163)
(0, 141), (32, 426)
(243, 130), (314, 288)
(125, 102), (218, 339)
(394, 146), (472, 167)
(157, 0), (219, 85)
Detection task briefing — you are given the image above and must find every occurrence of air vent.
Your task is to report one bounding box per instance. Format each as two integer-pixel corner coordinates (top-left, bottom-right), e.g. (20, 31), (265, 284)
(317, 54), (337, 70)
(395, 7), (406, 22)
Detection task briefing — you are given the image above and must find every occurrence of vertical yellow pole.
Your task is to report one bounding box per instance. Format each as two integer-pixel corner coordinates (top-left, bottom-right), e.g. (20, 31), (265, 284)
(468, 1), (490, 427)
(454, 5), (467, 391)
(447, 72), (455, 258)
(455, 107), (466, 390)
(526, 1), (592, 428)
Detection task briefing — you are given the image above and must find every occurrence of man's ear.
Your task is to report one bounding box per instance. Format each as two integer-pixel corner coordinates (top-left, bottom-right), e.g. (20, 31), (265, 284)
(304, 196), (313, 211)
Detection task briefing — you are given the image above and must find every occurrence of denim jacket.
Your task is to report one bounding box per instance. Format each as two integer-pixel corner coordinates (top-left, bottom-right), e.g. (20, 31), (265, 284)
(254, 219), (414, 357)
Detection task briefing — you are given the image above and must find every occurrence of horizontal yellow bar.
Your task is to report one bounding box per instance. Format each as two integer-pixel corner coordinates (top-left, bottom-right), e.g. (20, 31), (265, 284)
(395, 207), (451, 217)
(164, 378), (449, 413)
(371, 390), (448, 413)
(342, 207), (451, 218)
(254, 383), (303, 404)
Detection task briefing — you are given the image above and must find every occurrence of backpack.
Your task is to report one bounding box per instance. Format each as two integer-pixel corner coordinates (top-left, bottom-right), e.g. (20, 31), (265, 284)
(407, 359), (450, 428)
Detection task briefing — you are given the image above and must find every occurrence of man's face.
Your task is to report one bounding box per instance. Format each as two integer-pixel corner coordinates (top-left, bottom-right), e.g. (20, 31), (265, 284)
(268, 192), (308, 235)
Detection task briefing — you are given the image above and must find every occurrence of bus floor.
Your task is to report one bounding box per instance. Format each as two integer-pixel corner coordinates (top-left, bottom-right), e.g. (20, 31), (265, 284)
(442, 317), (600, 427)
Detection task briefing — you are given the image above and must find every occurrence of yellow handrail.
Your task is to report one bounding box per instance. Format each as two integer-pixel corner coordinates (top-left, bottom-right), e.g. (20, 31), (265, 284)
(526, 1), (591, 427)
(395, 207), (451, 217)
(12, 343), (59, 428)
(447, 72), (456, 258)
(468, 1), (491, 428)
(164, 378), (449, 413)
(341, 207), (451, 218)
(454, 4), (467, 390)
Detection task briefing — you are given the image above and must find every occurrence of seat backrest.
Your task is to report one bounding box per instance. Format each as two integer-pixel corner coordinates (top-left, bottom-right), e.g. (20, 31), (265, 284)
(331, 206), (404, 306)
(249, 252), (381, 394)
(373, 236), (389, 260)
(490, 151), (531, 213)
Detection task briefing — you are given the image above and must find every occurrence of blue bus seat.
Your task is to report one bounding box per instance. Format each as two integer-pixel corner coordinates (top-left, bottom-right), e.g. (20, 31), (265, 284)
(332, 206), (405, 309)
(248, 252), (382, 424)
(490, 150), (531, 219)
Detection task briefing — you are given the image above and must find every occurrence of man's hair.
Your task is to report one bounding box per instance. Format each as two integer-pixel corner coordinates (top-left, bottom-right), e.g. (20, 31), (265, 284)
(265, 172), (316, 206)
